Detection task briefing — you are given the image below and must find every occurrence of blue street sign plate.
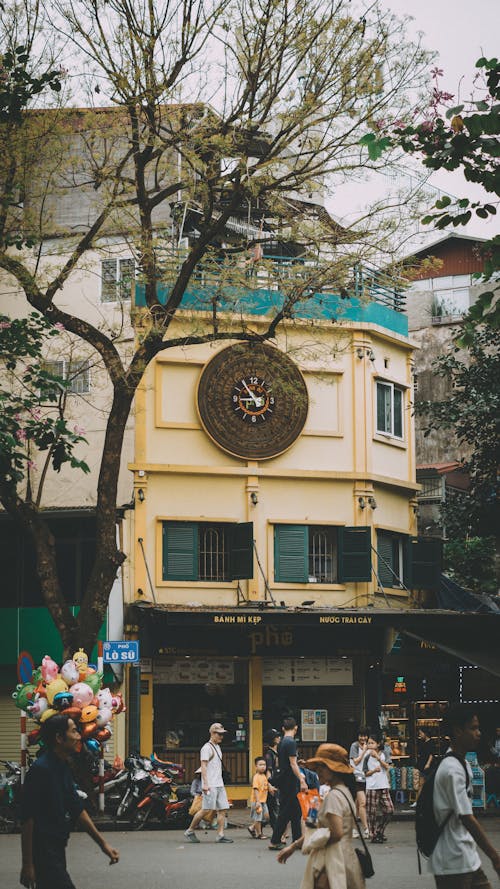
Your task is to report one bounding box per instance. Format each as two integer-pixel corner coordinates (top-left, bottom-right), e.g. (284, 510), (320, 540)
(103, 641), (140, 663)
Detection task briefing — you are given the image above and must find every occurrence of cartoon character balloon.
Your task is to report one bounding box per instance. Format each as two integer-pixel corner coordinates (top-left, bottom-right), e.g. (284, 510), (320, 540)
(97, 688), (113, 709)
(12, 683), (36, 710)
(53, 691), (74, 711)
(46, 677), (69, 705)
(41, 655), (59, 683)
(28, 695), (49, 720)
(61, 660), (79, 686)
(96, 707), (112, 728)
(71, 682), (94, 708)
(73, 648), (89, 680)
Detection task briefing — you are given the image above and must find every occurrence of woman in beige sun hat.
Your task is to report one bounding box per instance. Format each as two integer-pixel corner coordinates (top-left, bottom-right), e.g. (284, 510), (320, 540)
(277, 743), (365, 889)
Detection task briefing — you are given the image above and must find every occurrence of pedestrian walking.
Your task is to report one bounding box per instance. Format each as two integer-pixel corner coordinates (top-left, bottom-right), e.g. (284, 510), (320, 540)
(416, 727), (434, 792)
(20, 713), (119, 889)
(184, 722), (233, 844)
(428, 704), (500, 888)
(268, 716), (308, 851)
(349, 726), (370, 839)
(363, 731), (394, 844)
(248, 757), (270, 839)
(277, 743), (365, 889)
(264, 728), (281, 831)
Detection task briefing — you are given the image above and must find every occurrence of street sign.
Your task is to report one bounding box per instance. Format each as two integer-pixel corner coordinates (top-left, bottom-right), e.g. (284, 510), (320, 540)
(103, 641), (140, 663)
(17, 651), (34, 685)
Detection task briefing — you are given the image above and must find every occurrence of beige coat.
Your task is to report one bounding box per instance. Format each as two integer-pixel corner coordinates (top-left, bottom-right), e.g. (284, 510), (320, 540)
(300, 784), (365, 889)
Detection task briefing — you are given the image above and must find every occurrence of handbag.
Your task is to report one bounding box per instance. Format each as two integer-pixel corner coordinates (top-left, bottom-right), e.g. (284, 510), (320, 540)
(188, 794), (202, 816)
(336, 788), (375, 879)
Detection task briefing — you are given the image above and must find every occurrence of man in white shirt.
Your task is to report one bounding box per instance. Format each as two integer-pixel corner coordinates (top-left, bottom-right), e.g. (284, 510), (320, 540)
(184, 722), (233, 844)
(429, 704), (500, 888)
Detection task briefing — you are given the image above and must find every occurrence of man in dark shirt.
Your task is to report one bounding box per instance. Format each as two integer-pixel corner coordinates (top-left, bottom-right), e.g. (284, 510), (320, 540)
(20, 713), (119, 889)
(268, 716), (307, 851)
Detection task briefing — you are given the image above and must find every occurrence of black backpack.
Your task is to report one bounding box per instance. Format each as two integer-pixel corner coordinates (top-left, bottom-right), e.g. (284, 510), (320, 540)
(415, 752), (469, 859)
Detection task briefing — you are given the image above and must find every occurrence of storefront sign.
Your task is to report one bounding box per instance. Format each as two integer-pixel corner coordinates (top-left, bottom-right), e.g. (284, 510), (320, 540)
(393, 676), (407, 693)
(262, 657), (353, 686)
(154, 658), (235, 685)
(301, 708), (328, 742)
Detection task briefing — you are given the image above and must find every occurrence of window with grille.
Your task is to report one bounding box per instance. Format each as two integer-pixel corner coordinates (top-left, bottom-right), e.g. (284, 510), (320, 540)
(198, 523), (229, 581)
(376, 381), (404, 439)
(417, 476), (444, 503)
(308, 526), (337, 583)
(101, 258), (135, 302)
(42, 359), (91, 396)
(162, 521), (252, 582)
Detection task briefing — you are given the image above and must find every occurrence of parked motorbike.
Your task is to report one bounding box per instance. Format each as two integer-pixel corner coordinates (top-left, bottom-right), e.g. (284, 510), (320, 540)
(0, 760), (22, 833)
(130, 769), (192, 830)
(115, 754), (153, 819)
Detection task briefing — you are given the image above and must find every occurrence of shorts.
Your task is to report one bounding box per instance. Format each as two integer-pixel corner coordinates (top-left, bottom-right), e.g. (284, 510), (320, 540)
(250, 802), (269, 822)
(434, 867), (492, 889)
(202, 786), (229, 811)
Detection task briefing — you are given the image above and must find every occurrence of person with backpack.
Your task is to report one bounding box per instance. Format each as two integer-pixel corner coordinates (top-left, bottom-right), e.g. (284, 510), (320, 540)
(420, 704), (500, 888)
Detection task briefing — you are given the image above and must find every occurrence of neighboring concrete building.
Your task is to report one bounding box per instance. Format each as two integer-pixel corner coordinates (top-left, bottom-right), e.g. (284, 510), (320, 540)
(405, 234), (487, 536)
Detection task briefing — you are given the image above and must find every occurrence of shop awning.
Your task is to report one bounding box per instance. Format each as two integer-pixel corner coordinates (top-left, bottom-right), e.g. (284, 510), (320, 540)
(130, 603), (500, 673)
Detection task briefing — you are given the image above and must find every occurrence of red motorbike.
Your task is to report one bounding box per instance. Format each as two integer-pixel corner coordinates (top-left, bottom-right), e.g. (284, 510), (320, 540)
(131, 767), (192, 830)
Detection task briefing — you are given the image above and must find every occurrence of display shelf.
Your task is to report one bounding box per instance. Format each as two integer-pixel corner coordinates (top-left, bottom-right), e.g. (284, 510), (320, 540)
(413, 701), (449, 761)
(381, 704), (410, 759)
(466, 752), (485, 809)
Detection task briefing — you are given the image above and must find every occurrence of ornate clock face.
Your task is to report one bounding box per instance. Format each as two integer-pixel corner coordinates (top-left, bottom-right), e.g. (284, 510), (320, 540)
(197, 343), (309, 460)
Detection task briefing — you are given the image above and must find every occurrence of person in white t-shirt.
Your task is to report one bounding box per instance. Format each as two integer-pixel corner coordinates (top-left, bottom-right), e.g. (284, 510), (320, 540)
(363, 732), (394, 844)
(184, 722), (233, 844)
(429, 705), (500, 888)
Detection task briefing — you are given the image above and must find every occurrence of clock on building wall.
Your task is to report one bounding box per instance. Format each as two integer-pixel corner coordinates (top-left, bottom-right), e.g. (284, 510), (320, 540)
(196, 343), (309, 460)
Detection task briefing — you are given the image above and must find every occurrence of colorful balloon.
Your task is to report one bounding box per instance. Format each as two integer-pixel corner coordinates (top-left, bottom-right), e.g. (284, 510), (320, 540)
(27, 728), (41, 746)
(95, 707), (112, 727)
(46, 677), (69, 705)
(60, 660), (79, 686)
(85, 738), (100, 754)
(80, 704), (98, 723)
(71, 682), (94, 708)
(53, 691), (74, 711)
(12, 682), (36, 710)
(61, 706), (82, 721)
(111, 693), (125, 714)
(97, 688), (113, 709)
(72, 648), (89, 680)
(80, 721), (97, 739)
(40, 707), (58, 722)
(28, 695), (49, 720)
(84, 672), (102, 695)
(41, 655), (59, 683)
(95, 728), (112, 743)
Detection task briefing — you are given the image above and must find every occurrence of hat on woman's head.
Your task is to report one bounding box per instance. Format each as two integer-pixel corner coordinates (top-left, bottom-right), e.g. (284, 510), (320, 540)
(305, 743), (353, 774)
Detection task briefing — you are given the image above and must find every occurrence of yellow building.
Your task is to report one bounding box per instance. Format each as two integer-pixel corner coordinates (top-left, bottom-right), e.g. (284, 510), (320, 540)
(126, 282), (438, 800)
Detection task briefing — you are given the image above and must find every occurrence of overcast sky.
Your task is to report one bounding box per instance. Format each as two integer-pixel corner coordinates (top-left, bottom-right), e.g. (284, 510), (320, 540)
(380, 0), (498, 237)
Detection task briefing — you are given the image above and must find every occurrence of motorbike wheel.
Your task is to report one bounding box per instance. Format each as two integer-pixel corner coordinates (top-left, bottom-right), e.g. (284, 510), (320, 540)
(0, 808), (16, 833)
(131, 806), (151, 831)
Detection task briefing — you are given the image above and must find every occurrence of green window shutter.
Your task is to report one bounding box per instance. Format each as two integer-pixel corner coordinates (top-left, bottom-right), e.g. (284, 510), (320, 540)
(229, 523), (254, 580)
(338, 526), (372, 582)
(274, 525), (308, 583)
(393, 387), (403, 438)
(162, 522), (198, 580)
(409, 537), (442, 591)
(377, 532), (395, 587)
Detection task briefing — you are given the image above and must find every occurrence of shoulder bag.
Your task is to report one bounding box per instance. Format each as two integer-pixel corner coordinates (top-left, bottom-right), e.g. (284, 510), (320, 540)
(336, 788), (375, 879)
(208, 742), (231, 783)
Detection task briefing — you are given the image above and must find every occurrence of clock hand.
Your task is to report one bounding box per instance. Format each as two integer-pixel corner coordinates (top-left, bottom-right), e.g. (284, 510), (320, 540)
(241, 379), (260, 405)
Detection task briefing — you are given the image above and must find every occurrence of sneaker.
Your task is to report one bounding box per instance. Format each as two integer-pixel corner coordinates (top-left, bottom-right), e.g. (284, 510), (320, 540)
(216, 836), (234, 843)
(352, 829), (359, 839)
(410, 802), (417, 808)
(363, 828), (370, 839)
(184, 830), (200, 843)
(268, 842), (285, 850)
(247, 826), (257, 838)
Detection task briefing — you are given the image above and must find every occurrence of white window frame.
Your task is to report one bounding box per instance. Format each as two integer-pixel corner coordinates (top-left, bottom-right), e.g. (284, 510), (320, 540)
(43, 359), (91, 395)
(101, 257), (135, 302)
(376, 381), (404, 439)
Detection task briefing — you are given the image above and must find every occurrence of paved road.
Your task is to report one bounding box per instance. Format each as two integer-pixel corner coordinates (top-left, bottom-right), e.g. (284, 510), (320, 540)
(3, 822), (500, 889)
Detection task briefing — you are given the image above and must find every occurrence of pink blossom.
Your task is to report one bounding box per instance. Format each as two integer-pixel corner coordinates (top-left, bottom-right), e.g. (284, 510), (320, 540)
(30, 407), (42, 420)
(16, 428), (28, 442)
(0, 320), (11, 329)
(54, 322), (65, 331)
(27, 460), (37, 470)
(420, 120), (434, 133)
(73, 425), (86, 435)
(431, 67), (444, 78)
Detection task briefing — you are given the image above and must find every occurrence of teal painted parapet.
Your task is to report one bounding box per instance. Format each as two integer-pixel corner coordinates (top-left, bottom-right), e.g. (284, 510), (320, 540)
(134, 283), (408, 338)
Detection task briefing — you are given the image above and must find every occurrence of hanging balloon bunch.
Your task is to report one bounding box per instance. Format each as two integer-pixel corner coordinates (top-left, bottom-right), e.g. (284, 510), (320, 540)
(12, 649), (125, 753)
